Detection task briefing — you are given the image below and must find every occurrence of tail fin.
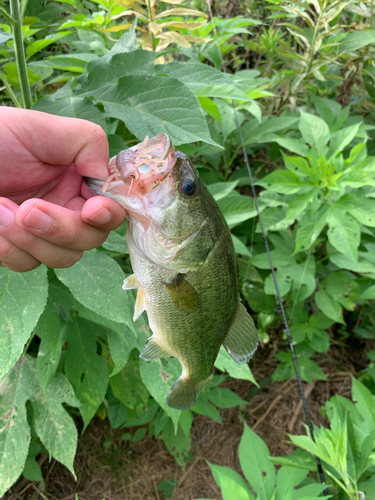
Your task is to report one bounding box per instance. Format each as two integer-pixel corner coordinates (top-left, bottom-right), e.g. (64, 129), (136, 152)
(167, 373), (213, 411)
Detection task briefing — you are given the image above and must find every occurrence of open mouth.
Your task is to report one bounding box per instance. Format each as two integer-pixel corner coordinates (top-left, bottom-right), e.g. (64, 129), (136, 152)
(102, 133), (176, 196)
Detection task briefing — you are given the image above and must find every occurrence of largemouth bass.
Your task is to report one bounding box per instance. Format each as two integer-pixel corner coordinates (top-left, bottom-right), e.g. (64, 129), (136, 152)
(84, 133), (258, 410)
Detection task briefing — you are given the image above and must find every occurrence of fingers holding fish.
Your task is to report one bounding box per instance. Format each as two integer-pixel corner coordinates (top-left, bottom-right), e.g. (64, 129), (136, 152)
(15, 198), (116, 251)
(0, 232), (41, 272)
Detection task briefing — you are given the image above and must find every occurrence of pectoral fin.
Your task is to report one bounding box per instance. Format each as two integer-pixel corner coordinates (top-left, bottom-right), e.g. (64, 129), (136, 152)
(133, 286), (146, 321)
(140, 337), (171, 360)
(223, 303), (259, 364)
(164, 274), (200, 312)
(123, 274), (139, 290)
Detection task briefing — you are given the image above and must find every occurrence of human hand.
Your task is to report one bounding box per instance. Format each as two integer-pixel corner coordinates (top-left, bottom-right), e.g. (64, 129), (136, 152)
(0, 107), (126, 272)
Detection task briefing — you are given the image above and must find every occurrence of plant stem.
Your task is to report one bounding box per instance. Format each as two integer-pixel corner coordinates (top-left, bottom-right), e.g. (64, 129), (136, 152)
(9, 0), (32, 109)
(0, 71), (22, 107)
(146, 0), (156, 51)
(20, 0), (30, 20)
(0, 7), (15, 26)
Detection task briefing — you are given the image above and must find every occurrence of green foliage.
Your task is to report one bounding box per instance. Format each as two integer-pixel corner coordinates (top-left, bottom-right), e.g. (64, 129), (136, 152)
(1, 0), (375, 496)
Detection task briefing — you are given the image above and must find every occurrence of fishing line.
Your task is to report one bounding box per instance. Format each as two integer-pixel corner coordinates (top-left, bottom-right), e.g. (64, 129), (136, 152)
(205, 2), (328, 491)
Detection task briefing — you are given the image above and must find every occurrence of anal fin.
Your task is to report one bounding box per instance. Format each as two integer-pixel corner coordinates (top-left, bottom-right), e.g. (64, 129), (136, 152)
(133, 286), (146, 321)
(223, 303), (259, 365)
(164, 274), (200, 313)
(139, 337), (171, 361)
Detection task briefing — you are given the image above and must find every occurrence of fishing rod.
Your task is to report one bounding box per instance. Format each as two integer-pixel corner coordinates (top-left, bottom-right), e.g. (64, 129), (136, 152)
(205, 1), (328, 492)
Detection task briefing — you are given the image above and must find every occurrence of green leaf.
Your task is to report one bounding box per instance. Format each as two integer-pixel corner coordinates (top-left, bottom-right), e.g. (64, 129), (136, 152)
(315, 290), (344, 324)
(26, 31), (72, 59)
(107, 329), (139, 376)
(351, 377), (375, 427)
(294, 205), (329, 253)
(273, 137), (309, 157)
(231, 234), (251, 257)
(239, 424), (276, 500)
(139, 358), (181, 431)
(64, 317), (109, 428)
(110, 358), (149, 409)
(276, 466), (308, 500)
(207, 387), (247, 408)
(55, 249), (132, 324)
(207, 181), (239, 201)
(208, 462), (256, 500)
(215, 346), (258, 384)
(327, 208), (360, 262)
(327, 123), (361, 160)
(335, 193), (375, 227)
(217, 194), (258, 227)
(340, 29), (375, 52)
(0, 266), (48, 378)
(101, 230), (129, 253)
(35, 299), (67, 391)
(0, 359), (31, 496)
(257, 170), (312, 194)
(95, 76), (219, 147)
(299, 112), (330, 149)
(33, 96), (108, 132)
(77, 50), (156, 96)
(0, 357), (79, 496)
(357, 284), (375, 301)
(156, 62), (252, 101)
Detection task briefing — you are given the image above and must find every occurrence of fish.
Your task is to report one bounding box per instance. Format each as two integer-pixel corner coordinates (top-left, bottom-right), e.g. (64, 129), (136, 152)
(84, 133), (259, 411)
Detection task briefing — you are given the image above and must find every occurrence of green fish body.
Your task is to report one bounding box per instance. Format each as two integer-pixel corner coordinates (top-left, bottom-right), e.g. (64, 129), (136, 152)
(85, 134), (258, 410)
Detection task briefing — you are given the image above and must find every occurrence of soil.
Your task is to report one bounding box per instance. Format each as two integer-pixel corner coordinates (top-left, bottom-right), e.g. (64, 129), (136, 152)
(5, 337), (373, 500)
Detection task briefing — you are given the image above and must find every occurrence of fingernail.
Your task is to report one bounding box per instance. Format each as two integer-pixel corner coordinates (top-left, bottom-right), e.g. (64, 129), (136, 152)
(88, 207), (111, 225)
(0, 204), (14, 228)
(22, 207), (52, 231)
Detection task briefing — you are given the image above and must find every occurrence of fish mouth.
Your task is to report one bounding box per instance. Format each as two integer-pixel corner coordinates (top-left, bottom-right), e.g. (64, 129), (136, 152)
(85, 133), (176, 199)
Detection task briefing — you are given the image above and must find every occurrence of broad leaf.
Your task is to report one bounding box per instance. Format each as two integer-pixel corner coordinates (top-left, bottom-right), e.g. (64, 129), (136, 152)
(208, 462), (255, 500)
(340, 29), (375, 52)
(33, 96), (108, 132)
(217, 194), (258, 227)
(64, 317), (109, 428)
(239, 424), (276, 500)
(315, 290), (344, 324)
(294, 205), (329, 253)
(257, 170), (313, 194)
(139, 358), (181, 431)
(96, 76), (218, 146)
(0, 266), (48, 378)
(55, 249), (132, 324)
(155, 62), (252, 100)
(214, 347), (257, 384)
(299, 112), (330, 149)
(77, 50), (156, 96)
(327, 208), (360, 262)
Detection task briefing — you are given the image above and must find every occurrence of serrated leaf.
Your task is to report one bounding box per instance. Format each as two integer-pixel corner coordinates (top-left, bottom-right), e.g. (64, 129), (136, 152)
(96, 76), (218, 147)
(0, 357), (79, 495)
(77, 50), (156, 97)
(327, 208), (360, 262)
(33, 96), (108, 132)
(239, 423), (276, 500)
(0, 359), (30, 496)
(55, 249), (131, 324)
(0, 266), (48, 378)
(139, 358), (181, 430)
(156, 62), (252, 100)
(299, 112), (330, 149)
(64, 317), (109, 428)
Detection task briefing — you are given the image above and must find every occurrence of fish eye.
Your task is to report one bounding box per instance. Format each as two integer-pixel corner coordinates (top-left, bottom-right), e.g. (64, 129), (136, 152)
(179, 178), (196, 196)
